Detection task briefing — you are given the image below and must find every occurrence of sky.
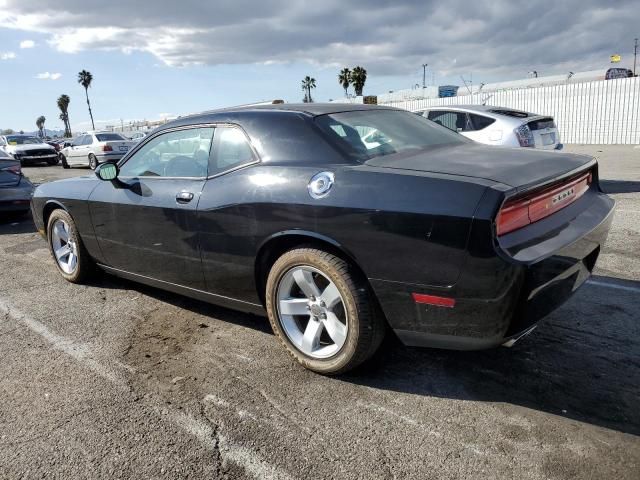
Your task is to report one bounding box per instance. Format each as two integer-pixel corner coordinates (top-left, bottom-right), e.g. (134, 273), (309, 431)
(0, 0), (638, 132)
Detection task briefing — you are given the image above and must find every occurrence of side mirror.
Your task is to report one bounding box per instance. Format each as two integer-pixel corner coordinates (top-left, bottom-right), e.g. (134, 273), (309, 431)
(95, 162), (119, 181)
(64, 142), (72, 148)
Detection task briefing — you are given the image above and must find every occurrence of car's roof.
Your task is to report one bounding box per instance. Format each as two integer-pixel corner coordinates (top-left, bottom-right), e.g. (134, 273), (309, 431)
(421, 104), (526, 113)
(157, 102), (401, 132)
(179, 103), (394, 122)
(201, 102), (396, 116)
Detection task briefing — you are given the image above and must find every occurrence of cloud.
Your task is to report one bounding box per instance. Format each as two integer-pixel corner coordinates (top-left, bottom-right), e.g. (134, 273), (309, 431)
(0, 0), (638, 79)
(1, 51), (16, 60)
(35, 72), (62, 80)
(19, 39), (35, 48)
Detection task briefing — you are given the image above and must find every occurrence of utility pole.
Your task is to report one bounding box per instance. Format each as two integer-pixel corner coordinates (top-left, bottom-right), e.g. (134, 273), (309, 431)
(634, 38), (638, 76)
(422, 63), (428, 88)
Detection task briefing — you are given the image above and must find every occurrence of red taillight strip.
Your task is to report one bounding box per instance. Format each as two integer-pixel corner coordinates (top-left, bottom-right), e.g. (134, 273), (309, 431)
(1, 164), (22, 175)
(496, 172), (592, 236)
(412, 293), (456, 308)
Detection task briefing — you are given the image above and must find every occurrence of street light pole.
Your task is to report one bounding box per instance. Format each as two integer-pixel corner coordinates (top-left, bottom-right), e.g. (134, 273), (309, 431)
(422, 64), (428, 88)
(634, 38), (638, 76)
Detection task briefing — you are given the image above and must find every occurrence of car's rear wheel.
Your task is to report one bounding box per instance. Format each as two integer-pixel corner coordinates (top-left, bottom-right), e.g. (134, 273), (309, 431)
(60, 154), (70, 169)
(266, 248), (385, 374)
(46, 209), (94, 283)
(88, 154), (98, 170)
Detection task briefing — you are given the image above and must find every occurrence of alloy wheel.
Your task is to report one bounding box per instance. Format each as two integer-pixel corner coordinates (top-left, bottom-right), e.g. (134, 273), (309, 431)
(276, 266), (348, 359)
(51, 219), (78, 274)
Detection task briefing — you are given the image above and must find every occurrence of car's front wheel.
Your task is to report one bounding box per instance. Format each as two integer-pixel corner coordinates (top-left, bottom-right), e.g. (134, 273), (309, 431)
(46, 209), (94, 283)
(47, 156), (60, 166)
(60, 154), (70, 169)
(266, 248), (385, 374)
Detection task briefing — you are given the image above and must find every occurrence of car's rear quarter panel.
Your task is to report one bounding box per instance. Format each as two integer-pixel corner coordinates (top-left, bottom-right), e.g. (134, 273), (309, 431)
(197, 163), (490, 321)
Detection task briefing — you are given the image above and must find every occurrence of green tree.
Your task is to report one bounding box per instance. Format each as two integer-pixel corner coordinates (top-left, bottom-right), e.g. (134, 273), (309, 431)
(338, 68), (351, 96)
(350, 66), (367, 96)
(301, 76), (316, 103)
(36, 115), (46, 138)
(77, 70), (95, 130)
(1, 128), (14, 135)
(57, 94), (72, 137)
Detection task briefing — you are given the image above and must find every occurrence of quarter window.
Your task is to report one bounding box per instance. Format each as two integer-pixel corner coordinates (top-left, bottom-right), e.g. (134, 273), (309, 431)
(119, 128), (214, 178)
(209, 127), (256, 176)
(468, 114), (496, 130)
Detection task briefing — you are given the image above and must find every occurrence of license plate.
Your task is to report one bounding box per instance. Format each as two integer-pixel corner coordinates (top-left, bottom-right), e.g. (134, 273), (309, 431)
(119, 146), (129, 152)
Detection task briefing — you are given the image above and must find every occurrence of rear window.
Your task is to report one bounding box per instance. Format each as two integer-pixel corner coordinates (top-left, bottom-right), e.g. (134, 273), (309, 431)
(315, 110), (467, 161)
(96, 133), (126, 142)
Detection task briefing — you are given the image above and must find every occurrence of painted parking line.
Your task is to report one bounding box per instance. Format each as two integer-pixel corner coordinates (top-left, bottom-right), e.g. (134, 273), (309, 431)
(586, 279), (640, 293)
(0, 298), (294, 480)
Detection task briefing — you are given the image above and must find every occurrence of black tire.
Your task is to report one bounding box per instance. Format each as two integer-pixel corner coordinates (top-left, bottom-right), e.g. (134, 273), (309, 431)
(47, 156), (60, 166)
(46, 209), (95, 283)
(88, 154), (98, 170)
(266, 248), (385, 374)
(60, 154), (70, 169)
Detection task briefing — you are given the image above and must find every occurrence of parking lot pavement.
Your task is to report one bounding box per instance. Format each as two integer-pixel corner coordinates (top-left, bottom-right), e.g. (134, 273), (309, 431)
(1, 149), (639, 479)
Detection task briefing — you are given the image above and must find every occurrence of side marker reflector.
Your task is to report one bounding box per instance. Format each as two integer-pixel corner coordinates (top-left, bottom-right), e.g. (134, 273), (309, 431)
(412, 293), (456, 308)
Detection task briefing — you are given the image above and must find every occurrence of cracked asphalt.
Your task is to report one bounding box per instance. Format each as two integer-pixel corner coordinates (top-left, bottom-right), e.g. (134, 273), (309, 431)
(1, 145), (639, 479)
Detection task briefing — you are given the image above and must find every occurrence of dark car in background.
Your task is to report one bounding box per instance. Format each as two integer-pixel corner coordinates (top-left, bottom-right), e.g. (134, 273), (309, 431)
(31, 104), (615, 374)
(0, 149), (34, 215)
(605, 68), (634, 80)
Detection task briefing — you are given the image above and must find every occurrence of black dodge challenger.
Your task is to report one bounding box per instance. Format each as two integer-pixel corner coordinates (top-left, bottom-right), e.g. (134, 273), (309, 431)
(31, 104), (615, 374)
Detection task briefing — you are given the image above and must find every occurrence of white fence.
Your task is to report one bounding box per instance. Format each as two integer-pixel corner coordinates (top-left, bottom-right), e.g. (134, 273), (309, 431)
(378, 77), (640, 145)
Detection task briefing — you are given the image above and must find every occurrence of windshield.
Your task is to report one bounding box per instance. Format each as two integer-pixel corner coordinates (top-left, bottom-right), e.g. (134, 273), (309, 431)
(96, 133), (126, 142)
(6, 136), (42, 145)
(315, 110), (467, 162)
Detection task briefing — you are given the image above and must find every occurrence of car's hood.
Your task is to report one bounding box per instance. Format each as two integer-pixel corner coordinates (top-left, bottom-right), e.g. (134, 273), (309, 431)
(4, 143), (55, 153)
(365, 143), (595, 190)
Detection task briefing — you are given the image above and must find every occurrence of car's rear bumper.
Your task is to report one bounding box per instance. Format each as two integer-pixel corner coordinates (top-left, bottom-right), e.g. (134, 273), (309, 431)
(0, 179), (34, 212)
(95, 152), (125, 161)
(371, 190), (615, 350)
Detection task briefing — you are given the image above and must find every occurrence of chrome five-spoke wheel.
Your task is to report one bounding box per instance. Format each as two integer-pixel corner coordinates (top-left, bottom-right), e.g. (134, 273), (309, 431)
(277, 266), (348, 358)
(47, 209), (94, 283)
(51, 219), (78, 274)
(267, 248), (386, 374)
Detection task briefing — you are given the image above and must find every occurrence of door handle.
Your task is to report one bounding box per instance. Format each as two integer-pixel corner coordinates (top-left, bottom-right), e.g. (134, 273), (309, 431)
(176, 191), (194, 204)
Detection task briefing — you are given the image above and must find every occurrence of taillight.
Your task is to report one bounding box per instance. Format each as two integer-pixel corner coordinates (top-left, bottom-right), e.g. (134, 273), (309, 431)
(514, 124), (534, 147)
(496, 172), (592, 236)
(102, 145), (113, 152)
(2, 164), (22, 175)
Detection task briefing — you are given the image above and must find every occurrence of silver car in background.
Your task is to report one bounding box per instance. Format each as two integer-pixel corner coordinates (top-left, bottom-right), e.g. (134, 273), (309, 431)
(416, 105), (563, 150)
(0, 134), (59, 165)
(60, 132), (136, 169)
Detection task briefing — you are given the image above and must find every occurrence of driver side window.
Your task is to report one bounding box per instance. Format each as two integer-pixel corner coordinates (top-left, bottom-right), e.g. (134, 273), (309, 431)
(119, 128), (214, 178)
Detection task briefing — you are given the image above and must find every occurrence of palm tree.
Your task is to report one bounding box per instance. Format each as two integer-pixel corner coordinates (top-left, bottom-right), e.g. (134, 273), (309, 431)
(36, 116), (46, 138)
(338, 68), (351, 96)
(301, 76), (316, 103)
(57, 94), (72, 137)
(350, 66), (368, 96)
(77, 70), (95, 130)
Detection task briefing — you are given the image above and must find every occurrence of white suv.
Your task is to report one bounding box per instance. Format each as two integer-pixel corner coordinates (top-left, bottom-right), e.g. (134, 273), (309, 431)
(60, 132), (136, 169)
(416, 105), (562, 150)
